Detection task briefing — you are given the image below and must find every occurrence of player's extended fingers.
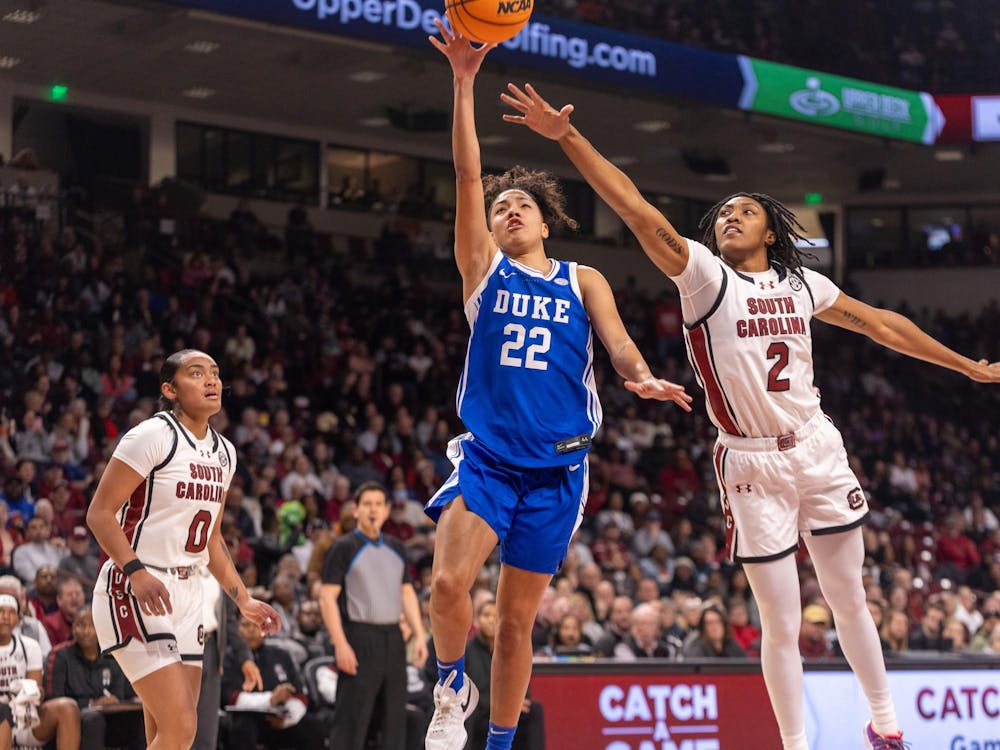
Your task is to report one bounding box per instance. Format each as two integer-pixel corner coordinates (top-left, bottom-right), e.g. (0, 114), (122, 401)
(500, 92), (529, 113)
(501, 114), (527, 125)
(506, 82), (533, 106)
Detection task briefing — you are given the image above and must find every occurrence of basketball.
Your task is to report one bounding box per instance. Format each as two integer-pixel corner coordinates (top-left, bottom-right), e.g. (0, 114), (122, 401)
(445, 0), (533, 44)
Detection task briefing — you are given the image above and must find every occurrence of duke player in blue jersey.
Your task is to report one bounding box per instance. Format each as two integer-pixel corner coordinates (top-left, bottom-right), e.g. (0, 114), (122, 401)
(423, 20), (693, 750)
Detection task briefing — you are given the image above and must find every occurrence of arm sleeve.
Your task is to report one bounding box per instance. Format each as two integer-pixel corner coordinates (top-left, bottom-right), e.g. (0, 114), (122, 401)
(667, 240), (726, 325)
(112, 418), (174, 477)
(320, 539), (352, 586)
(801, 268), (841, 315)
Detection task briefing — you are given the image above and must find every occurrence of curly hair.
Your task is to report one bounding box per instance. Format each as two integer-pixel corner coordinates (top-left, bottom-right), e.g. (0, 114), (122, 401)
(482, 165), (579, 232)
(698, 192), (816, 277)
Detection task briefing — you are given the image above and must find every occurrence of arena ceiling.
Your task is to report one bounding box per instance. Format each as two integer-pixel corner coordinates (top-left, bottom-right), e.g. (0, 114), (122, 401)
(3, 0), (999, 204)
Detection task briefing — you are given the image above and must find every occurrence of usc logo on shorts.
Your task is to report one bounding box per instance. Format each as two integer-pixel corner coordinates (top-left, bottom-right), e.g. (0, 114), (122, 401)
(847, 487), (865, 510)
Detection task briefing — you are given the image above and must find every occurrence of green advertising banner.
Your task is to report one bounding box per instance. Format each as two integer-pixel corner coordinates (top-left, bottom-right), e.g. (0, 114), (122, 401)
(739, 57), (943, 144)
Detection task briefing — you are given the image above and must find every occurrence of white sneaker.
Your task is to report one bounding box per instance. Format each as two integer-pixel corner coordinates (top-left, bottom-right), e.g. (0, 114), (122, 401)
(425, 670), (479, 750)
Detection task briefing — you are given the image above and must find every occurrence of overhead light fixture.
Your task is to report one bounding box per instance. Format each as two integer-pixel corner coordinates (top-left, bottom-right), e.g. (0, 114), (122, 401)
(634, 120), (670, 133)
(348, 71), (385, 83)
(610, 155), (637, 166)
(359, 116), (390, 127)
(479, 135), (509, 145)
(3, 9), (41, 24)
(934, 149), (963, 162)
(0, 56), (21, 69)
(182, 87), (216, 99)
(185, 41), (219, 54)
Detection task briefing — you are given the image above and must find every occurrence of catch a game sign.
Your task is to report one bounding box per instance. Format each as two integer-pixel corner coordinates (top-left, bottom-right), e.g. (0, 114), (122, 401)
(530, 672), (780, 750)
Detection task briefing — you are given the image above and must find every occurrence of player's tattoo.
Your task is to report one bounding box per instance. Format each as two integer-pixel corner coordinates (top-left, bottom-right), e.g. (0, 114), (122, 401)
(656, 228), (685, 255)
(841, 310), (866, 328)
(227, 585), (239, 602)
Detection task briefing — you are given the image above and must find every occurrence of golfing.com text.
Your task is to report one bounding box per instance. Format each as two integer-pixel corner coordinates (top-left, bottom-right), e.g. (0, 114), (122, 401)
(291, 0), (658, 76)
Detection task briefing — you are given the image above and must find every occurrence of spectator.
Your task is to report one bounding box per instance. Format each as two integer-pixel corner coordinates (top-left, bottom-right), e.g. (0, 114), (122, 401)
(0, 476), (33, 528)
(27, 565), (58, 619)
(544, 614), (593, 660)
(57, 527), (99, 593)
(0, 504), (21, 569)
(42, 577), (85, 647)
(909, 602), (951, 651)
(613, 603), (674, 659)
(222, 615), (325, 750)
(881, 610), (911, 654)
(683, 603), (747, 658)
(799, 604), (834, 659)
(593, 596), (634, 657)
(727, 600), (760, 655)
(12, 518), (65, 584)
(43, 609), (143, 750)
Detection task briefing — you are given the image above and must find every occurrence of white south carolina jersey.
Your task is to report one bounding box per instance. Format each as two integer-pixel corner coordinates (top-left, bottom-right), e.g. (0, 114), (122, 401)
(108, 412), (236, 569)
(0, 635), (42, 696)
(671, 240), (840, 438)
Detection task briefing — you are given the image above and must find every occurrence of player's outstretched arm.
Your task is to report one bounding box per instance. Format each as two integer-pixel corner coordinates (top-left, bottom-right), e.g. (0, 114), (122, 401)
(501, 82), (690, 278)
(816, 292), (1000, 382)
(579, 266), (693, 410)
(430, 18), (498, 301)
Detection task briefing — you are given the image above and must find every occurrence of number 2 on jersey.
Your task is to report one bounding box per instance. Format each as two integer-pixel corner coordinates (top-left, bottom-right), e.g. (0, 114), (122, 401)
(499, 323), (550, 370)
(766, 341), (791, 392)
(185, 509), (213, 553)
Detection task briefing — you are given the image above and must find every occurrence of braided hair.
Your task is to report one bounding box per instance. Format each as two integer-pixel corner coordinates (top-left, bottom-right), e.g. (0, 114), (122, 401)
(483, 165), (579, 232)
(698, 192), (816, 276)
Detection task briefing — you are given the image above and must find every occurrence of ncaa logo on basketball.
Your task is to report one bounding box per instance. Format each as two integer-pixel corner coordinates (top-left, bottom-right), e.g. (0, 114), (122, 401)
(788, 275), (803, 291)
(847, 487), (865, 510)
(497, 0), (531, 14)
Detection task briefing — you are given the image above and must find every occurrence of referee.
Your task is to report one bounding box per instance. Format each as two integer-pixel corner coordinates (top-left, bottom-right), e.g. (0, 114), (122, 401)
(319, 481), (428, 750)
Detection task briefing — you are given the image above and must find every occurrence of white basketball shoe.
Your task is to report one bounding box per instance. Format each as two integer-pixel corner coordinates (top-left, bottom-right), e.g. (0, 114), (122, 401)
(425, 670), (479, 750)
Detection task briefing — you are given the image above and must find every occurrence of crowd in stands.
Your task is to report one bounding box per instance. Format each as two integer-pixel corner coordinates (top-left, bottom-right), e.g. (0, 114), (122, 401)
(550, 0), (1000, 93)
(1, 187), (999, 742)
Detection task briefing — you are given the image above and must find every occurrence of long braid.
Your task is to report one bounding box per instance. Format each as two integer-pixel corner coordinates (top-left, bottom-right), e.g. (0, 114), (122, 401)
(698, 192), (816, 276)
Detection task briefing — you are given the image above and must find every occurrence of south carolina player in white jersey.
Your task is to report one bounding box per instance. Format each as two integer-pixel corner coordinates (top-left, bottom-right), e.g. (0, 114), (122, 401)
(503, 84), (1000, 750)
(87, 350), (279, 750)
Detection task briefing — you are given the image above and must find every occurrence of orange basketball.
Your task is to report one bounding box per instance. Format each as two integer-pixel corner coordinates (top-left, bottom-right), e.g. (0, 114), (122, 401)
(445, 0), (533, 44)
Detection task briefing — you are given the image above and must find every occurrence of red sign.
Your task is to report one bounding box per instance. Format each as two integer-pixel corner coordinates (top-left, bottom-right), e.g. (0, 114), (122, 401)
(531, 671), (782, 750)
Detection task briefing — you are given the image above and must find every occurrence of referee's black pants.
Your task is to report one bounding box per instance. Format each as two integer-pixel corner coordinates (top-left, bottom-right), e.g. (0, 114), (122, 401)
(330, 621), (407, 750)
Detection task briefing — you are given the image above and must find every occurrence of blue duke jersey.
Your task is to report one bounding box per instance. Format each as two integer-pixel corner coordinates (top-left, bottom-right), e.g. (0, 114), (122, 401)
(671, 240), (841, 438)
(457, 251), (601, 467)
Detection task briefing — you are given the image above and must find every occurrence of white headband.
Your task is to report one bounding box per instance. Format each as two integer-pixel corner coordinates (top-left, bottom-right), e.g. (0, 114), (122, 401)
(0, 595), (19, 612)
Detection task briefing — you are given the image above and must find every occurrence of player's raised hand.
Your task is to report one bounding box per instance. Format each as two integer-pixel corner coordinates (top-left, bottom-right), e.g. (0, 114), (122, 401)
(429, 16), (496, 78)
(624, 378), (694, 411)
(129, 569), (172, 616)
(966, 358), (1000, 383)
(501, 83), (575, 141)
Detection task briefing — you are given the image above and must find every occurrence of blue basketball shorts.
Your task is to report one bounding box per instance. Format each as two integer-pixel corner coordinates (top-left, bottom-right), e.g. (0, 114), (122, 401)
(424, 433), (589, 574)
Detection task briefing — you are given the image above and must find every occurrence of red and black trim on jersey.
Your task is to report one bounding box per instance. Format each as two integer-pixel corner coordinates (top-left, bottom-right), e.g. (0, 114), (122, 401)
(683, 269), (746, 436)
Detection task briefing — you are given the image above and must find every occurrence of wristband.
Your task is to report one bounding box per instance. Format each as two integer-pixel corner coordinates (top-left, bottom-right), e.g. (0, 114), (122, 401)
(122, 559), (146, 576)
